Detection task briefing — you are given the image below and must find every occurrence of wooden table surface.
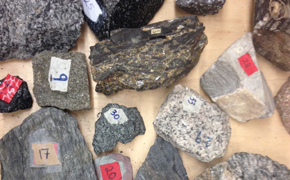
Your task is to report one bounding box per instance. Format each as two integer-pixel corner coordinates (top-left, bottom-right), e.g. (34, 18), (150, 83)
(1, 0), (290, 179)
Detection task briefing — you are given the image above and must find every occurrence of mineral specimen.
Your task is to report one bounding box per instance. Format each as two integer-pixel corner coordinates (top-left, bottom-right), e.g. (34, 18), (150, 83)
(176, 0), (226, 15)
(153, 84), (230, 162)
(82, 0), (164, 40)
(200, 33), (275, 122)
(134, 137), (189, 180)
(194, 152), (290, 179)
(0, 0), (83, 61)
(32, 51), (90, 111)
(253, 0), (290, 71)
(89, 15), (208, 95)
(0, 107), (97, 180)
(93, 104), (145, 155)
(0, 74), (32, 113)
(94, 154), (133, 180)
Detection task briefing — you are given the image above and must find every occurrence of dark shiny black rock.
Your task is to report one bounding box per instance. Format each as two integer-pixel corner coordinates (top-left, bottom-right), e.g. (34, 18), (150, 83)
(176, 0), (226, 15)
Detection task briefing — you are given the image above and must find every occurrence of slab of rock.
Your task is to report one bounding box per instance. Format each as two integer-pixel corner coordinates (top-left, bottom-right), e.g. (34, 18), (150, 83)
(93, 104), (145, 155)
(32, 51), (90, 111)
(194, 152), (290, 180)
(253, 0), (290, 71)
(94, 153), (133, 180)
(0, 107), (97, 180)
(153, 84), (230, 162)
(200, 33), (275, 122)
(0, 0), (83, 61)
(176, 0), (226, 15)
(89, 15), (208, 95)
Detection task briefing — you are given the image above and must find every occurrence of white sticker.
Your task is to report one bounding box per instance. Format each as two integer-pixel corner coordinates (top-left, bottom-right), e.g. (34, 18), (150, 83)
(82, 0), (103, 23)
(48, 57), (71, 92)
(104, 108), (128, 125)
(182, 94), (203, 113)
(151, 28), (161, 35)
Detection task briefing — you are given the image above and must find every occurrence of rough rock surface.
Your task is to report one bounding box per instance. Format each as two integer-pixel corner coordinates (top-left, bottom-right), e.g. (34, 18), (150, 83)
(93, 104), (145, 155)
(0, 107), (97, 180)
(32, 51), (90, 111)
(0, 0), (83, 61)
(176, 0), (226, 15)
(194, 152), (290, 180)
(253, 0), (290, 71)
(83, 0), (164, 40)
(200, 33), (275, 122)
(89, 15), (208, 95)
(134, 137), (189, 180)
(153, 84), (230, 162)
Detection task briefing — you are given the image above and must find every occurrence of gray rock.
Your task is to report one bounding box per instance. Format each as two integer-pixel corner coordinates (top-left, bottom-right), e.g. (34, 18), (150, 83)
(0, 0), (83, 61)
(176, 0), (226, 15)
(134, 137), (189, 180)
(93, 103), (145, 155)
(153, 84), (230, 162)
(0, 107), (97, 180)
(200, 32), (275, 122)
(32, 51), (90, 111)
(194, 152), (290, 180)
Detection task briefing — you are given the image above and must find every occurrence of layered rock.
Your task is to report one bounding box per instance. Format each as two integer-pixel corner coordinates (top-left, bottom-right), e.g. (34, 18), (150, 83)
(176, 0), (226, 15)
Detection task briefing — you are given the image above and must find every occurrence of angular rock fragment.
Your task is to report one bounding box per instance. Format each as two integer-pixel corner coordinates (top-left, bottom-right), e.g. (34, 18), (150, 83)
(194, 152), (290, 180)
(134, 137), (189, 180)
(32, 51), (90, 111)
(200, 33), (275, 122)
(176, 0), (226, 15)
(0, 107), (97, 180)
(153, 84), (230, 162)
(0, 0), (83, 61)
(93, 104), (145, 155)
(253, 0), (290, 71)
(89, 15), (208, 95)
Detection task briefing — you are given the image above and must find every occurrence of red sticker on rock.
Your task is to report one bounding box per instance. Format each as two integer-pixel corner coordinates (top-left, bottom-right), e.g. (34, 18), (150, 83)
(100, 162), (122, 180)
(238, 53), (258, 76)
(0, 74), (23, 103)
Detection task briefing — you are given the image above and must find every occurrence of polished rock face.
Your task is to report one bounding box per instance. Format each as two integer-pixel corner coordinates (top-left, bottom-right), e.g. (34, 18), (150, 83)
(89, 15), (208, 95)
(201, 33), (275, 122)
(176, 0), (226, 15)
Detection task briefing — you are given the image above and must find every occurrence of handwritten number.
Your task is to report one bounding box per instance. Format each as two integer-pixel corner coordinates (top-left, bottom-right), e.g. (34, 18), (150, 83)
(195, 131), (213, 148)
(83, 0), (94, 10)
(39, 148), (50, 159)
(111, 109), (120, 120)
(188, 97), (197, 106)
(243, 59), (251, 68)
(206, 137), (213, 148)
(105, 166), (116, 179)
(195, 131), (201, 143)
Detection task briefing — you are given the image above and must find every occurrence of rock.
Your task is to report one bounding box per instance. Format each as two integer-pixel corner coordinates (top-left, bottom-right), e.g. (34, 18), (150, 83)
(0, 74), (33, 113)
(194, 152), (290, 180)
(200, 33), (275, 122)
(0, 107), (97, 180)
(32, 51), (90, 111)
(89, 15), (208, 95)
(134, 137), (189, 180)
(176, 0), (226, 15)
(82, 0), (164, 40)
(94, 153), (133, 180)
(153, 84), (230, 162)
(0, 0), (83, 61)
(253, 0), (290, 71)
(93, 103), (145, 155)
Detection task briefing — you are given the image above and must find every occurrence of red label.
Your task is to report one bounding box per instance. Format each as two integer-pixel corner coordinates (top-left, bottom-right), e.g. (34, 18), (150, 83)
(238, 54), (258, 76)
(100, 162), (122, 180)
(0, 74), (23, 103)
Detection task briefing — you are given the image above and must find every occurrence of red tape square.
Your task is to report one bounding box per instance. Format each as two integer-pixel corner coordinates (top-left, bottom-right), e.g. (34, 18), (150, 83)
(238, 53), (258, 76)
(100, 162), (122, 180)
(0, 74), (23, 103)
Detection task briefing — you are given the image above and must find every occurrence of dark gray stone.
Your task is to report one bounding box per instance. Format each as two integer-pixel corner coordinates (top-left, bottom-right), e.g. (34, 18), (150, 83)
(176, 0), (226, 15)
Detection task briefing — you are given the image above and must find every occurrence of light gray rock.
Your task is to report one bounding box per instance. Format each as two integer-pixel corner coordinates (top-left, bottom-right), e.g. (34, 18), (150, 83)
(200, 32), (275, 122)
(153, 84), (230, 162)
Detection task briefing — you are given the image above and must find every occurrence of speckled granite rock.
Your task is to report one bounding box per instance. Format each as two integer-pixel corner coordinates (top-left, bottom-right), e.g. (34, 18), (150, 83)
(201, 33), (275, 122)
(253, 0), (290, 71)
(176, 0), (226, 15)
(93, 104), (145, 155)
(0, 107), (97, 180)
(134, 137), (189, 180)
(194, 152), (290, 180)
(0, 0), (83, 61)
(32, 51), (90, 111)
(153, 84), (230, 162)
(89, 15), (208, 95)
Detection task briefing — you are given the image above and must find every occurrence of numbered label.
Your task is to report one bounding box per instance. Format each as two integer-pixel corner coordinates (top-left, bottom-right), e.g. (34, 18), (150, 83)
(32, 142), (61, 166)
(151, 28), (162, 35)
(100, 162), (122, 180)
(0, 74), (23, 103)
(195, 131), (213, 148)
(238, 53), (258, 76)
(182, 94), (203, 113)
(82, 0), (103, 22)
(104, 108), (128, 125)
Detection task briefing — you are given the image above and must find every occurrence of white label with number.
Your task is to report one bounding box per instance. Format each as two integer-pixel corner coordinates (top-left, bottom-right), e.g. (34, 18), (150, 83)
(81, 0), (102, 22)
(104, 108), (128, 124)
(182, 94), (203, 113)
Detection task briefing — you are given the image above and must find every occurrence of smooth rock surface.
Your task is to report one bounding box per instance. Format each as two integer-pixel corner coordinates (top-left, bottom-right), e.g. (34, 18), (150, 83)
(153, 84), (230, 162)
(89, 15), (208, 95)
(176, 0), (226, 15)
(93, 104), (145, 155)
(0, 107), (97, 180)
(200, 33), (275, 122)
(0, 0), (83, 61)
